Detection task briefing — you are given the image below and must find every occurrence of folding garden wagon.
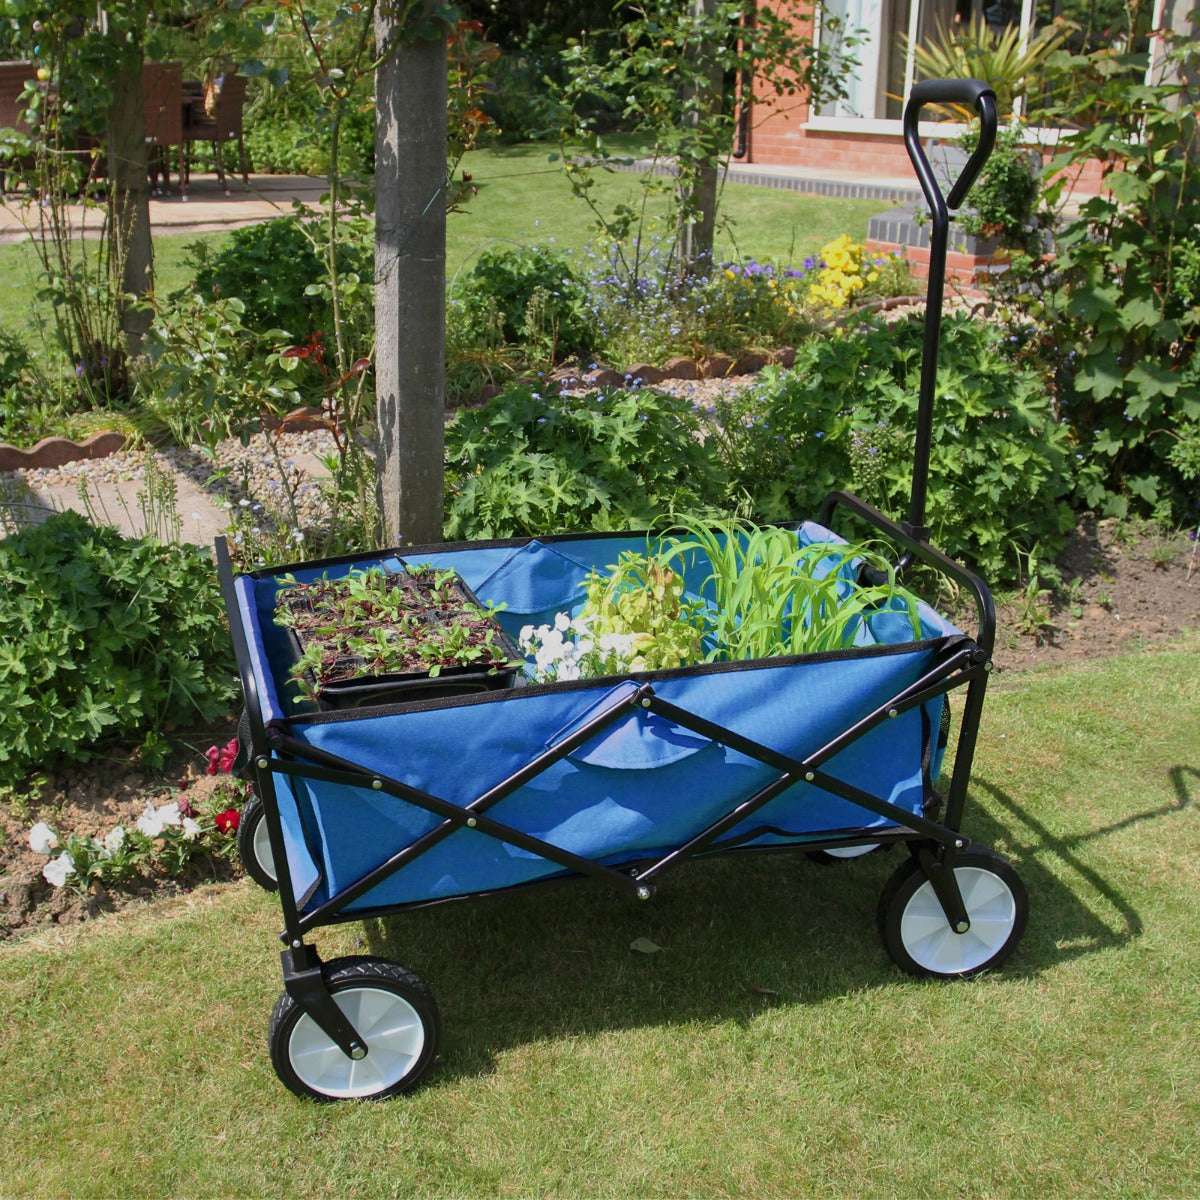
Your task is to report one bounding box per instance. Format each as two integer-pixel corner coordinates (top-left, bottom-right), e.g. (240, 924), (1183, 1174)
(217, 80), (1029, 1102)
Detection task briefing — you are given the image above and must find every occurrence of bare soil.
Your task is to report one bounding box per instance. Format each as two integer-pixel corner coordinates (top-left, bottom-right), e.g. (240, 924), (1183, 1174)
(1, 515), (1196, 943)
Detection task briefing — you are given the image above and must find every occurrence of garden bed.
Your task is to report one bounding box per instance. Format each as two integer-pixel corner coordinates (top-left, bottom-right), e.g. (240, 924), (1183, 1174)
(0, 514), (1196, 943)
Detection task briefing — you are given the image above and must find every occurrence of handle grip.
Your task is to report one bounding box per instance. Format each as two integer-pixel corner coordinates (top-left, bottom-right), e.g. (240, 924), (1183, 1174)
(903, 78), (998, 212)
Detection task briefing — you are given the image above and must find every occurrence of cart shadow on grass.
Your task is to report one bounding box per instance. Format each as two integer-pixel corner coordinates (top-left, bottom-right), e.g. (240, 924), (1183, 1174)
(351, 778), (1160, 1085)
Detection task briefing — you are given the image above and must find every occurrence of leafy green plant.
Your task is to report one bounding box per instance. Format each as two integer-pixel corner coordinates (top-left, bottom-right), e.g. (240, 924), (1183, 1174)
(0, 511), (236, 787)
(710, 314), (1075, 581)
(957, 121), (1046, 258)
(136, 295), (304, 445)
(454, 244), (594, 364)
(660, 517), (922, 660)
(444, 383), (723, 540)
(275, 565), (513, 703)
(904, 16), (1074, 117)
(185, 215), (370, 340)
(989, 30), (1200, 522)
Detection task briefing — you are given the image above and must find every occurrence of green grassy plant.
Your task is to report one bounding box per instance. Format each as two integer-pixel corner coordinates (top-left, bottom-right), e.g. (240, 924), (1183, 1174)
(0, 643), (1197, 1196)
(662, 516), (921, 659)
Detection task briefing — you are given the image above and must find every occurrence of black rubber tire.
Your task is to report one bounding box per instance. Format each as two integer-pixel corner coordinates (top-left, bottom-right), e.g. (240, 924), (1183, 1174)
(269, 956), (440, 1102)
(232, 708), (254, 776)
(237, 792), (277, 892)
(877, 846), (1028, 979)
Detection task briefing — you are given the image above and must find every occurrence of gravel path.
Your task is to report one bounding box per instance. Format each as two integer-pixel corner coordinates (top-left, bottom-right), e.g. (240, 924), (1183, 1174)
(0, 374), (766, 546)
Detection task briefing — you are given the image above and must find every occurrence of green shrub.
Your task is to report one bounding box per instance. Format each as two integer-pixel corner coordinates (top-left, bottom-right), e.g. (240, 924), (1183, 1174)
(711, 314), (1075, 580)
(185, 215), (372, 341)
(444, 384), (724, 539)
(454, 245), (594, 364)
(988, 33), (1200, 521)
(137, 296), (305, 445)
(0, 512), (236, 786)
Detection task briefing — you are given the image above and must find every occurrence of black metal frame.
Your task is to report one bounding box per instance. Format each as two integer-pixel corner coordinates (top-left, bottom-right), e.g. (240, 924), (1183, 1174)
(216, 79), (1000, 1060)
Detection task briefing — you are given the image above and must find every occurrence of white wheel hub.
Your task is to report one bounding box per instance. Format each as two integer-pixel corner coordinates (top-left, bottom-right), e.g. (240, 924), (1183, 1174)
(252, 814), (276, 882)
(288, 986), (427, 1099)
(900, 866), (1018, 975)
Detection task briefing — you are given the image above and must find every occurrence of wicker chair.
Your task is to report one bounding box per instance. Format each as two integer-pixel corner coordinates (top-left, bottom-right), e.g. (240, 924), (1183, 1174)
(180, 71), (250, 199)
(0, 61), (36, 197)
(141, 60), (183, 194)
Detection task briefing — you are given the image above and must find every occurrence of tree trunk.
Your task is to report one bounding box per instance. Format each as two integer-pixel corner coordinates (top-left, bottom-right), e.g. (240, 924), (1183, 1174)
(374, 6), (448, 547)
(678, 0), (725, 276)
(106, 52), (153, 359)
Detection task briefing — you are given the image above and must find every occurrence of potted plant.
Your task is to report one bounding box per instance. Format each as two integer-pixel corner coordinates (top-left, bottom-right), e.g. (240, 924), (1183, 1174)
(274, 562), (521, 708)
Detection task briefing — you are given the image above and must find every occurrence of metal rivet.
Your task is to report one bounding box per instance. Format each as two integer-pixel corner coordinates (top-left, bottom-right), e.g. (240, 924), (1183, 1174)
(804, 771), (815, 782)
(954, 921), (970, 934)
(887, 708), (898, 718)
(956, 839), (966, 849)
(984, 661), (994, 672)
(292, 939), (302, 949)
(636, 886), (651, 900)
(256, 757), (269, 770)
(641, 698), (652, 708)
(371, 778), (382, 790)
(466, 817), (477, 828)
(350, 1046), (367, 1060)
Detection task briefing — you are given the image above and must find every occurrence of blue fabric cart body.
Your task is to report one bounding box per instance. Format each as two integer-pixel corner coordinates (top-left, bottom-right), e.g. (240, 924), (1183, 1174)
(233, 524), (960, 917)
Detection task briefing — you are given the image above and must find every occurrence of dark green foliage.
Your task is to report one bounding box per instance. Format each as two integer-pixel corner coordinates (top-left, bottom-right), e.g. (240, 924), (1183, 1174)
(185, 215), (371, 340)
(990, 34), (1200, 522)
(958, 122), (1045, 258)
(0, 512), (236, 786)
(444, 384), (723, 539)
(711, 315), (1075, 579)
(455, 245), (594, 362)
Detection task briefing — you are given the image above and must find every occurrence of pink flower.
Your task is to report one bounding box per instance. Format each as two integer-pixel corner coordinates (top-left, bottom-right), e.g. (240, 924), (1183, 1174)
(214, 809), (241, 834)
(204, 738), (240, 775)
(218, 738), (239, 772)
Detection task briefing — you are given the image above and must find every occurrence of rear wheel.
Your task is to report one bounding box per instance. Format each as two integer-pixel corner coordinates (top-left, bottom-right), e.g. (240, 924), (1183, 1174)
(237, 792), (277, 892)
(269, 956), (440, 1101)
(877, 847), (1028, 979)
(807, 842), (882, 865)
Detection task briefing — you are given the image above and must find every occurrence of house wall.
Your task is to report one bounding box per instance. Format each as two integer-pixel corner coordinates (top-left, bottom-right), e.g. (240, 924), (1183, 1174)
(746, 0), (1107, 195)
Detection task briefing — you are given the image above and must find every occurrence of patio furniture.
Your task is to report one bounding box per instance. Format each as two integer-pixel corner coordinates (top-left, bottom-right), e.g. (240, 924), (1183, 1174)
(180, 70), (249, 199)
(0, 61), (36, 196)
(141, 60), (183, 194)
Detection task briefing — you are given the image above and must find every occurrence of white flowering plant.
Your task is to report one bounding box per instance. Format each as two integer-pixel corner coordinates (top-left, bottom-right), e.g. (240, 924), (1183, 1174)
(27, 740), (249, 895)
(520, 555), (709, 683)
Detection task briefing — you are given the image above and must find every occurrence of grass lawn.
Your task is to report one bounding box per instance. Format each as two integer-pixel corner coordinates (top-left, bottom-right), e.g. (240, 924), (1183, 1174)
(0, 143), (888, 347)
(444, 142), (886, 282)
(1, 641), (1197, 1198)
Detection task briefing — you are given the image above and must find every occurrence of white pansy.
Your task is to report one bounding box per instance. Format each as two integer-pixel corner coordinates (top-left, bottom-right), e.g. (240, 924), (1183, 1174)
(28, 822), (59, 855)
(42, 852), (76, 888)
(136, 803), (165, 837)
(104, 826), (126, 854)
(181, 817), (203, 841)
(157, 802), (183, 828)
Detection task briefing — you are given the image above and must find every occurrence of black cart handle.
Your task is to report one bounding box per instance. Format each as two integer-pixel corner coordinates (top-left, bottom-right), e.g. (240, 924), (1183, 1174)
(898, 78), (997, 554)
(904, 78), (998, 214)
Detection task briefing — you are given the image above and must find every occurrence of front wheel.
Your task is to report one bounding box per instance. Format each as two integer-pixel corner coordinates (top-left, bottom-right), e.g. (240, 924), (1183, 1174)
(269, 956), (440, 1101)
(877, 847), (1028, 979)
